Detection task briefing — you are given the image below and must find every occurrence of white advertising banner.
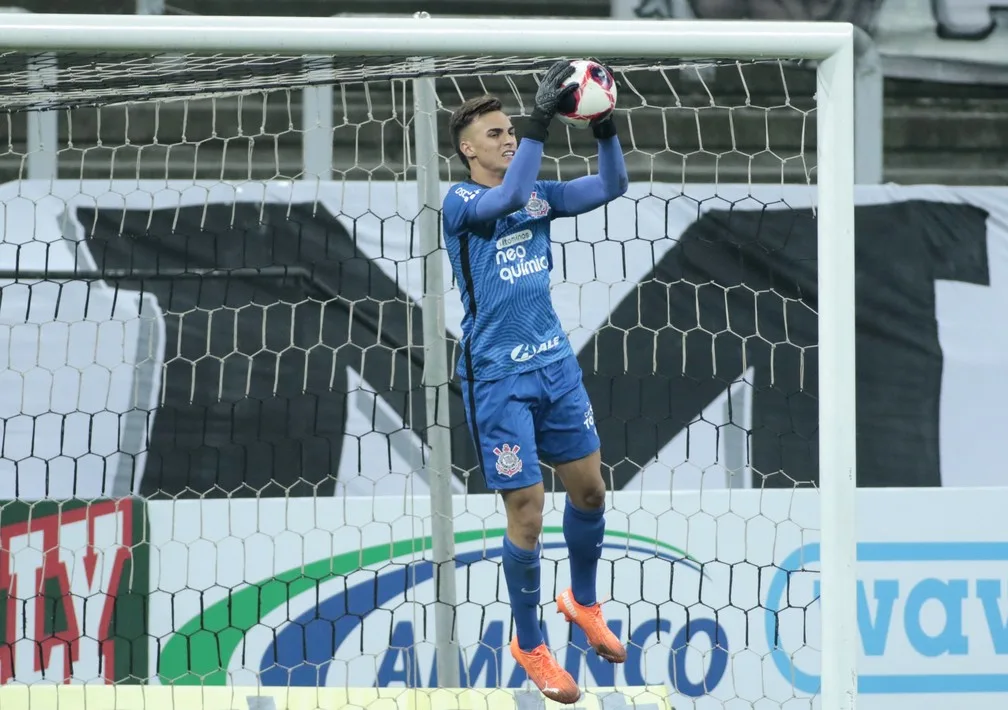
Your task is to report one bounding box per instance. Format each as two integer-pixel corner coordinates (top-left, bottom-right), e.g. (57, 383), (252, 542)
(145, 487), (1008, 708)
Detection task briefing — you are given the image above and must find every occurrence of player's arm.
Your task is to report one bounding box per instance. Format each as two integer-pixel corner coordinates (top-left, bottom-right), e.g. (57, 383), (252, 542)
(444, 61), (578, 234)
(461, 138), (546, 228)
(553, 116), (629, 217)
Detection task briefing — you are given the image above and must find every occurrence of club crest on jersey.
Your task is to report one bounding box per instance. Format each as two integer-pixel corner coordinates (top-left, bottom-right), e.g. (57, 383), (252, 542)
(525, 192), (550, 218)
(493, 443), (523, 477)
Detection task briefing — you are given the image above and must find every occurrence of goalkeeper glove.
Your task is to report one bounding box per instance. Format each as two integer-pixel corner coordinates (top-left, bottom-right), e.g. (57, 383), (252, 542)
(591, 112), (618, 140)
(590, 62), (619, 140)
(525, 60), (578, 142)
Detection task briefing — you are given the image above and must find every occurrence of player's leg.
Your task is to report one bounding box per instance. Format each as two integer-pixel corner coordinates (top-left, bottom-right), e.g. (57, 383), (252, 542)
(555, 450), (606, 606)
(461, 374), (580, 703)
(534, 355), (607, 607)
(554, 455), (627, 663)
(536, 355), (627, 664)
(500, 482), (545, 651)
(462, 375), (544, 648)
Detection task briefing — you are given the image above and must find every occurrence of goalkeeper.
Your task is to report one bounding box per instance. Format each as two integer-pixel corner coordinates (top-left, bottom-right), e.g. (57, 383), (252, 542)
(441, 60), (629, 704)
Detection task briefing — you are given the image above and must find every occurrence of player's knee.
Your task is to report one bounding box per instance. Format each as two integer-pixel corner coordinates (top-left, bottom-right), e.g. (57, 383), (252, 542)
(555, 450), (606, 510)
(561, 464), (607, 510)
(503, 486), (545, 548)
(511, 502), (544, 544)
(575, 484), (606, 511)
(512, 511), (543, 548)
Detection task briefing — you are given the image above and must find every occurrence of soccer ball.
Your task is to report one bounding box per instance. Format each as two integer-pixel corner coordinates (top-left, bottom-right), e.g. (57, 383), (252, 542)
(556, 59), (617, 129)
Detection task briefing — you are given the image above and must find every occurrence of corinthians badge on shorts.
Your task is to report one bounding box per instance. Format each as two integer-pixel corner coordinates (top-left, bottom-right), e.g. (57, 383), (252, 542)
(493, 443), (523, 477)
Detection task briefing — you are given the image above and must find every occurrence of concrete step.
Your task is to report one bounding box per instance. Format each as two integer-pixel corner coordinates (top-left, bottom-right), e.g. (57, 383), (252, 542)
(0, 137), (1000, 187)
(163, 0), (612, 18)
(1, 63), (1006, 186)
(0, 150), (813, 186)
(886, 153), (1008, 185)
(0, 119), (1001, 186)
(6, 0), (612, 16)
(883, 104), (1006, 151)
(9, 61), (1005, 137)
(35, 104), (815, 150)
(9, 96), (1006, 162)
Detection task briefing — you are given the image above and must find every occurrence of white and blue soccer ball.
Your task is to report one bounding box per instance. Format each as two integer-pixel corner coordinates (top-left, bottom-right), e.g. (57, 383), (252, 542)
(557, 59), (618, 129)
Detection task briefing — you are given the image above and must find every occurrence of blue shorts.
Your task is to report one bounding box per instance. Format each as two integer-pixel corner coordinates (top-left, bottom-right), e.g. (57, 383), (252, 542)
(461, 355), (600, 491)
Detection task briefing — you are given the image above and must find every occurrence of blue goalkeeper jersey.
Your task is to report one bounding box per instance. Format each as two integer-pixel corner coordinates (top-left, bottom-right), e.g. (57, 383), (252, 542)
(442, 179), (574, 381)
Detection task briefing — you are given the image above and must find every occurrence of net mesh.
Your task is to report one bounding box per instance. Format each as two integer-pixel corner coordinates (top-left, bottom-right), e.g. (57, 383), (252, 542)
(0, 53), (816, 182)
(0, 50), (825, 709)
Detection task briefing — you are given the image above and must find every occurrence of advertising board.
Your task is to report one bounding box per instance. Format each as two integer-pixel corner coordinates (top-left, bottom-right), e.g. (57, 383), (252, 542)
(146, 488), (1008, 709)
(0, 498), (148, 684)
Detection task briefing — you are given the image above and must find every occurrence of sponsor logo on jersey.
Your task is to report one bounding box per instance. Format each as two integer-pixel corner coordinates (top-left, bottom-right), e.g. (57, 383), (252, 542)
(492, 443), (523, 477)
(496, 243), (549, 285)
(495, 229), (533, 250)
(510, 335), (562, 363)
(525, 191), (550, 218)
(454, 185), (481, 203)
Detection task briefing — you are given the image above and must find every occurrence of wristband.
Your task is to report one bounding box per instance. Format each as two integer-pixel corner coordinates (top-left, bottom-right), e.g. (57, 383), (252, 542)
(522, 107), (551, 143)
(592, 113), (617, 140)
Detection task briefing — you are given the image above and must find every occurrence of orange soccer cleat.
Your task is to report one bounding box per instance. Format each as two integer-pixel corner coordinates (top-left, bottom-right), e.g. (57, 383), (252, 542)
(509, 636), (582, 705)
(556, 588), (627, 664)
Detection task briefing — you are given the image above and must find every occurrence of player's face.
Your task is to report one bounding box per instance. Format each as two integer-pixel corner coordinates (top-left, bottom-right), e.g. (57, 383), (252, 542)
(462, 111), (517, 180)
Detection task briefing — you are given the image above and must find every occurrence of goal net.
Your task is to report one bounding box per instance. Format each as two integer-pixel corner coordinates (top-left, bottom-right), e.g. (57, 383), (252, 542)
(0, 15), (856, 710)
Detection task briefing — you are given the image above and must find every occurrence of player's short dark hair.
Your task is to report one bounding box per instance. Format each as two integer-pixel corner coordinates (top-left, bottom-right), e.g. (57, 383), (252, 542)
(449, 95), (503, 170)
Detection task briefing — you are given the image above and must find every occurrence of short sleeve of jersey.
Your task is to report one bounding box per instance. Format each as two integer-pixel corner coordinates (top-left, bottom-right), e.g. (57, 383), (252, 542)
(442, 183), (486, 235)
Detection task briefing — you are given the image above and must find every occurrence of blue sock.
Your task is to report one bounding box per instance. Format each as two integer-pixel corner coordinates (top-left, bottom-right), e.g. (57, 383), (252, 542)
(502, 536), (543, 651)
(564, 497), (605, 606)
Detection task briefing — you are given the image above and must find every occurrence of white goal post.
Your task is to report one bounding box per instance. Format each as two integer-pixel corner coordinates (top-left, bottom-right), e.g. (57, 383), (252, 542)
(0, 11), (857, 710)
